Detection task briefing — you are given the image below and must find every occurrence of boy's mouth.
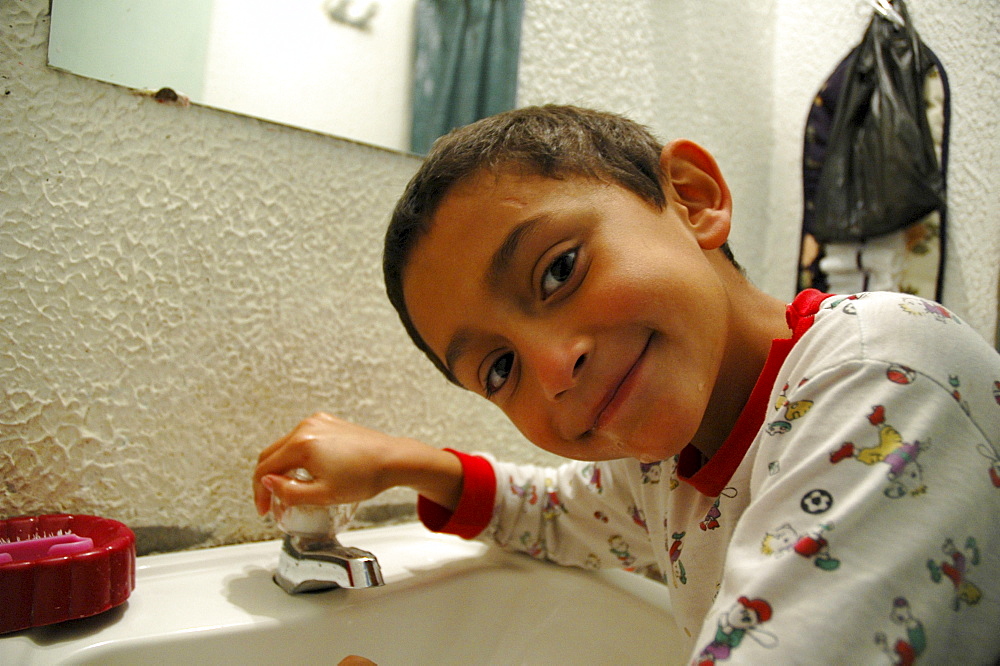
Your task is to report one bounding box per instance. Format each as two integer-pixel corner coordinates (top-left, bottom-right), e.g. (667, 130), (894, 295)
(584, 332), (654, 437)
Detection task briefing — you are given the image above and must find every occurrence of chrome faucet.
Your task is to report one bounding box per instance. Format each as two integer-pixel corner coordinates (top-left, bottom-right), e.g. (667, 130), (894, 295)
(269, 469), (384, 594)
(274, 533), (384, 593)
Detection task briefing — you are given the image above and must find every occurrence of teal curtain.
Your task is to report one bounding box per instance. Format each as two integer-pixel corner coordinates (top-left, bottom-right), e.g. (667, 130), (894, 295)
(409, 0), (524, 155)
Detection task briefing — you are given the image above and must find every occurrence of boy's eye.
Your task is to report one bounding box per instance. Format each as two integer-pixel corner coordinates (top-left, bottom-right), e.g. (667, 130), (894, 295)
(485, 352), (514, 396)
(541, 248), (578, 299)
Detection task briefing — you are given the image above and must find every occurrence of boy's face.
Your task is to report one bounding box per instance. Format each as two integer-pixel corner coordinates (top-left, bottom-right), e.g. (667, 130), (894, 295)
(403, 162), (731, 463)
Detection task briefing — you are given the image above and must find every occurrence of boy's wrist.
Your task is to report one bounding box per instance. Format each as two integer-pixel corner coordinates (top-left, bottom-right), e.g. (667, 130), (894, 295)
(417, 449), (495, 539)
(383, 439), (464, 511)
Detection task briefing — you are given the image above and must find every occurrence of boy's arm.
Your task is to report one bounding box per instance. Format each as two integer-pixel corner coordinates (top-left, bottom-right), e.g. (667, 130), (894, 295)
(254, 416), (655, 572)
(253, 411), (463, 516)
(413, 448), (658, 572)
(476, 456), (657, 571)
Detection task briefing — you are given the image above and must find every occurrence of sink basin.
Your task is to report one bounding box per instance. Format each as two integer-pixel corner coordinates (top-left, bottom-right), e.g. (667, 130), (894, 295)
(1, 523), (686, 664)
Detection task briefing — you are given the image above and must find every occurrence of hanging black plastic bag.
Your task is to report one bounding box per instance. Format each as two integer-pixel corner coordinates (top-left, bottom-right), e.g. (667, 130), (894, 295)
(812, 0), (944, 243)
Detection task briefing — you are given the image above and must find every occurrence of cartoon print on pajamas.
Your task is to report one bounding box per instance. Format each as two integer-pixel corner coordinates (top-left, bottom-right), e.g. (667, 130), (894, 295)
(666, 527), (687, 587)
(629, 504), (647, 532)
(885, 363), (916, 385)
(829, 405), (929, 498)
(509, 477), (537, 504)
(823, 293), (864, 315)
(541, 478), (567, 521)
(874, 597), (927, 666)
(519, 531), (546, 559)
(977, 442), (1000, 488)
(696, 597), (777, 665)
(800, 488), (834, 514)
(927, 537), (982, 610)
(761, 523), (840, 571)
(947, 375), (971, 415)
(701, 498), (723, 531)
(640, 460), (662, 484)
(608, 535), (636, 568)
(581, 463), (603, 493)
(899, 297), (962, 324)
(767, 384), (814, 436)
(700, 487), (737, 531)
(980, 381), (1000, 487)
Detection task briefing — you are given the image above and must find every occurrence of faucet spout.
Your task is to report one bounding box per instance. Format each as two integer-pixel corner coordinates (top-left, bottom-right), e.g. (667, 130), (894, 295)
(274, 534), (384, 594)
(268, 477), (381, 594)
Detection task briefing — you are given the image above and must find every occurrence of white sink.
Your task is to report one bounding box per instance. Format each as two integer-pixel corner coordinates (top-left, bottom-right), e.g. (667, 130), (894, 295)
(1, 523), (686, 665)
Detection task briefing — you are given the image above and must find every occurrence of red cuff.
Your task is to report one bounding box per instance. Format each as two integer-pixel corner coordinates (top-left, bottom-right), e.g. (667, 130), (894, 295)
(417, 449), (496, 539)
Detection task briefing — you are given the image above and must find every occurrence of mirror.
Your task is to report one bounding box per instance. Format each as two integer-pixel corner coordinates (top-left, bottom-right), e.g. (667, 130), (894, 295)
(48, 0), (522, 155)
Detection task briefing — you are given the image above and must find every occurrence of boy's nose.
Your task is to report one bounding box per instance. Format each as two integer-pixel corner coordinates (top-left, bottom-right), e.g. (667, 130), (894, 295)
(527, 334), (591, 401)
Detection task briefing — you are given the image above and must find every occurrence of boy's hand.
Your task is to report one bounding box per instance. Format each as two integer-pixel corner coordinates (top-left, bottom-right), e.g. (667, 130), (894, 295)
(253, 412), (463, 516)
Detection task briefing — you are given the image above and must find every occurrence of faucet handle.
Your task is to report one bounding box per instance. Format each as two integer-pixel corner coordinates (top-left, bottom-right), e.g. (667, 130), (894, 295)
(271, 468), (358, 538)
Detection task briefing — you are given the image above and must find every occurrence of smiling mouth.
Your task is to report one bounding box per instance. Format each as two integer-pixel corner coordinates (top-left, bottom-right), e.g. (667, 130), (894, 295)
(585, 333), (654, 437)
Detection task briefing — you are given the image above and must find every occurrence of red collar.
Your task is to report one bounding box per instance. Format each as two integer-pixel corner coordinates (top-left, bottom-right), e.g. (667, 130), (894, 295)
(678, 290), (829, 496)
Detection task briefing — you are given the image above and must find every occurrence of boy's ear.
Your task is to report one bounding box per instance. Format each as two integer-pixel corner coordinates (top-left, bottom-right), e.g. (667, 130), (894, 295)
(660, 140), (732, 250)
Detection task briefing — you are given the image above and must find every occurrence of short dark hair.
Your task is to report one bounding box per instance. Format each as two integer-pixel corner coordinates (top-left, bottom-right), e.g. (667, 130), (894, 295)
(383, 104), (736, 382)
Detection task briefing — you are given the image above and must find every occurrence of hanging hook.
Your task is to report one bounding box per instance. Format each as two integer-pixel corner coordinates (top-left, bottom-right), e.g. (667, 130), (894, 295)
(864, 0), (905, 28)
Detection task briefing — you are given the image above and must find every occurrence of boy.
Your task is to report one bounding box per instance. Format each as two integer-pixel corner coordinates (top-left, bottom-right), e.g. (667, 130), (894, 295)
(254, 106), (1000, 663)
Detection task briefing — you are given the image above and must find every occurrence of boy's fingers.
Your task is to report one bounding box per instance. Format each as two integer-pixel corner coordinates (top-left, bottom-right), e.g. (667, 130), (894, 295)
(254, 474), (280, 515)
(264, 474), (331, 507)
(255, 431), (316, 481)
(253, 438), (309, 514)
(252, 412), (344, 515)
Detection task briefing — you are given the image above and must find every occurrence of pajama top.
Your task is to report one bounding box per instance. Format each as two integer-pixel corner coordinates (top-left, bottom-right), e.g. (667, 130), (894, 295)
(417, 290), (1000, 664)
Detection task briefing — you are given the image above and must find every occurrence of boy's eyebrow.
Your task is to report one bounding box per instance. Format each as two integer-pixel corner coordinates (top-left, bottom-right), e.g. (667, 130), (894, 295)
(485, 215), (548, 293)
(444, 328), (474, 378)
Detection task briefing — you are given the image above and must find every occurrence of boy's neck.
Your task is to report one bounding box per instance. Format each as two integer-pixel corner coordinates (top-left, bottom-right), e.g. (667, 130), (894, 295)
(689, 267), (791, 460)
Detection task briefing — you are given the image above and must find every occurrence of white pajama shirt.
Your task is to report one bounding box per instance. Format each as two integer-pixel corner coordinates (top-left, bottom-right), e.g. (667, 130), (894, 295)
(418, 290), (1000, 664)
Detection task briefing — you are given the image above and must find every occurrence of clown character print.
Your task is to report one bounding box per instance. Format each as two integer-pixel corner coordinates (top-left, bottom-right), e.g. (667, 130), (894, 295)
(581, 462), (603, 493)
(927, 536), (982, 610)
(608, 534), (636, 569)
(829, 405), (929, 498)
(700, 487), (738, 531)
(667, 528), (687, 587)
(696, 597), (777, 665)
(629, 504), (647, 532)
(509, 476), (537, 505)
(541, 478), (567, 521)
(640, 460), (662, 484)
(761, 522), (840, 571)
(874, 597), (927, 666)
(767, 383), (814, 436)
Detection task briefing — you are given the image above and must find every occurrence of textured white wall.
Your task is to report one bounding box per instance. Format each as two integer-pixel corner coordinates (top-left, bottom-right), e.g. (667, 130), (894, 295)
(2, 0), (997, 554)
(1, 0), (536, 553)
(646, 1), (778, 289)
(763, 0), (1000, 338)
(517, 0), (779, 288)
(518, 0), (657, 121)
(642, 0), (999, 337)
